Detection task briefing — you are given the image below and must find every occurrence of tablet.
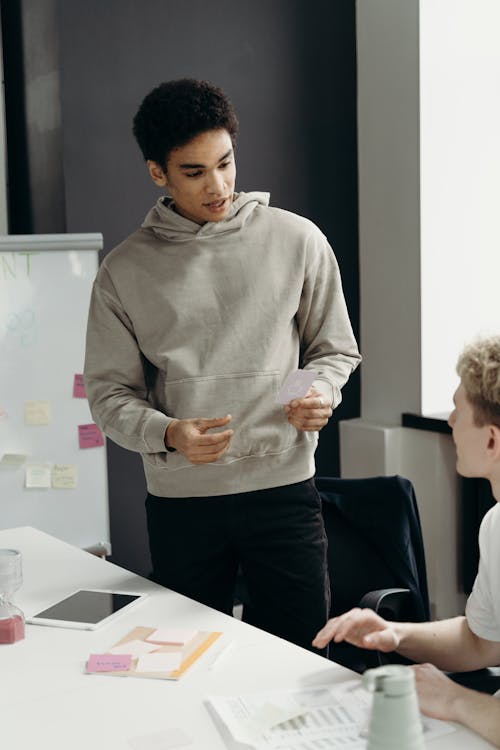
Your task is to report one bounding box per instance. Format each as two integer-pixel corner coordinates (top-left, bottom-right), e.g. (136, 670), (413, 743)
(26, 589), (147, 630)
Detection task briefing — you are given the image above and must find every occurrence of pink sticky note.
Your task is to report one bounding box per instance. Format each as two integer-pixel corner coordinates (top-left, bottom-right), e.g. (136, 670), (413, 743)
(87, 653), (132, 672)
(78, 423), (104, 449)
(73, 374), (87, 398)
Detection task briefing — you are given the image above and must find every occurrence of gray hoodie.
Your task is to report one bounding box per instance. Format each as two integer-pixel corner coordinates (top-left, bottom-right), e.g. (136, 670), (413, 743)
(84, 191), (361, 497)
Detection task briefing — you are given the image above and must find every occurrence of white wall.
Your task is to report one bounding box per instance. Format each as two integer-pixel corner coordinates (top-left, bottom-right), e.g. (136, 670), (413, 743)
(349, 0), (500, 618)
(357, 0), (500, 423)
(420, 0), (500, 414)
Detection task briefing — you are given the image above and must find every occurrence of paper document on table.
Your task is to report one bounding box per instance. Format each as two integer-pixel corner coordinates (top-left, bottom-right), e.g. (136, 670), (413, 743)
(87, 626), (222, 680)
(207, 679), (456, 750)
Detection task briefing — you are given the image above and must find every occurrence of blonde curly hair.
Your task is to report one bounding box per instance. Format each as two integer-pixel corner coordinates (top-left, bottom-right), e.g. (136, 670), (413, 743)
(457, 336), (500, 427)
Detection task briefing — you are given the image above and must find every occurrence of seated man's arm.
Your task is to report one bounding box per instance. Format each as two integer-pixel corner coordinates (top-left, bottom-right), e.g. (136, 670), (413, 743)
(414, 663), (500, 748)
(314, 610), (500, 746)
(397, 615), (500, 671)
(313, 609), (500, 671)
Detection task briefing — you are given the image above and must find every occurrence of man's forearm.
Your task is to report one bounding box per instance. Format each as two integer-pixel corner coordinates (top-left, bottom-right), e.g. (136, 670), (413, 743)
(451, 687), (500, 748)
(396, 616), (498, 671)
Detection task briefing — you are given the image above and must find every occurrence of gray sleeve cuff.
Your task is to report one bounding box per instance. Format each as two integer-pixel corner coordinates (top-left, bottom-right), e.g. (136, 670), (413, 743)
(143, 411), (174, 453)
(313, 379), (342, 409)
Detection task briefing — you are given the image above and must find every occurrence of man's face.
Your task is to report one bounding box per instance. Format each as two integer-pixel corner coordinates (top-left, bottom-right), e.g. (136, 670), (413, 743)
(448, 383), (491, 477)
(148, 129), (236, 225)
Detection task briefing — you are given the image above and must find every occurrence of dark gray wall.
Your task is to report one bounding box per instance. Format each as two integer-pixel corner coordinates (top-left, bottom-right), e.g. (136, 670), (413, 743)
(1, 0), (66, 232)
(4, 0), (359, 576)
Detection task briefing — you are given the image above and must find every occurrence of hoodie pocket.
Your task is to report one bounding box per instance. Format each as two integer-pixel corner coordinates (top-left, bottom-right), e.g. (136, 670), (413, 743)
(159, 370), (301, 468)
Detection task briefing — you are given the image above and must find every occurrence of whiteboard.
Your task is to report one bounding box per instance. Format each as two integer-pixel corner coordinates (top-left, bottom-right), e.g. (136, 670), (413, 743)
(0, 234), (109, 550)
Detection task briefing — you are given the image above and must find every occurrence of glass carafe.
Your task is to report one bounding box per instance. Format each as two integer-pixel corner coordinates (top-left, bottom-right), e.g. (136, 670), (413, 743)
(0, 549), (25, 644)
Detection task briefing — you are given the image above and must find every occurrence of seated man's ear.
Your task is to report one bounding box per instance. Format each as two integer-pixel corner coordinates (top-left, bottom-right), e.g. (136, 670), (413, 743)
(147, 161), (168, 187)
(487, 425), (500, 459)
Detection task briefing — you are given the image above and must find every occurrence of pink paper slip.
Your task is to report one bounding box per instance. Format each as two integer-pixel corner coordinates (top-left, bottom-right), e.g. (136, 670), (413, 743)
(78, 423), (104, 449)
(86, 654), (132, 672)
(276, 369), (318, 404)
(73, 374), (87, 398)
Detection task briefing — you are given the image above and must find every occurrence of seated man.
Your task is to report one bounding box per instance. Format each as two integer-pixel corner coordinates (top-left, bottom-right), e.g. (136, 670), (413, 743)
(313, 336), (500, 748)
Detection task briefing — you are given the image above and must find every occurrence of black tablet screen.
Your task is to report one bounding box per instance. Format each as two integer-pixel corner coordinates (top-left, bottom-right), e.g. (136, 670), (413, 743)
(33, 590), (141, 624)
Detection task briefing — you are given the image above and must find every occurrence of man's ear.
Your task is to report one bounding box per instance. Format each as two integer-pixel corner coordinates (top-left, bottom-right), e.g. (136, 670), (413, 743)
(487, 425), (500, 459)
(147, 160), (168, 187)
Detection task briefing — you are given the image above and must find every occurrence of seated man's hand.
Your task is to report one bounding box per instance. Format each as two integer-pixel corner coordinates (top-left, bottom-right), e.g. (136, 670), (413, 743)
(285, 387), (332, 432)
(412, 663), (465, 721)
(312, 608), (400, 652)
(165, 415), (233, 464)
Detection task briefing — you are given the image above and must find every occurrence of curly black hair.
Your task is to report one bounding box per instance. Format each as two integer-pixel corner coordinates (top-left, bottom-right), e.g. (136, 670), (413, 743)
(132, 78), (239, 167)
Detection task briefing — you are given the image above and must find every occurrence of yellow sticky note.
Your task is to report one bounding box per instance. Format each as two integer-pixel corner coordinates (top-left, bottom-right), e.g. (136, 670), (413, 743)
(24, 400), (50, 425)
(25, 463), (51, 488)
(51, 464), (78, 489)
(0, 454), (27, 469)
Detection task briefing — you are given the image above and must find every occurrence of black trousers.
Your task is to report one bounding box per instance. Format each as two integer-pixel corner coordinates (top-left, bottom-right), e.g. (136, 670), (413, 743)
(145, 478), (329, 654)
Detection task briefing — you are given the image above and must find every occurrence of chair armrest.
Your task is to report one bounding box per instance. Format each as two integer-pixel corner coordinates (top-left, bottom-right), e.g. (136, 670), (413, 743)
(359, 588), (410, 620)
(448, 667), (500, 695)
(358, 588), (412, 669)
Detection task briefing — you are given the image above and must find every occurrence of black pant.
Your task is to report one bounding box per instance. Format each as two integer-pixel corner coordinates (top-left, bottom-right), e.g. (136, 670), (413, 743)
(145, 479), (329, 654)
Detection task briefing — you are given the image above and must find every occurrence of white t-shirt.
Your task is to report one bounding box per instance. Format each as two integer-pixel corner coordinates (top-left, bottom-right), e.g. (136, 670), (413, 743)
(465, 502), (500, 641)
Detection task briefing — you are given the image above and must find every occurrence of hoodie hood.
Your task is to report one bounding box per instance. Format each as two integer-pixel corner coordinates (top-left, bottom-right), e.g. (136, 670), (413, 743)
(141, 191), (270, 243)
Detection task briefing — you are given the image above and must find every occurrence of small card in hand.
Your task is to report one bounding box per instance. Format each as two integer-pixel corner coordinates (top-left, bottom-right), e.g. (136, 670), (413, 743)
(276, 369), (317, 404)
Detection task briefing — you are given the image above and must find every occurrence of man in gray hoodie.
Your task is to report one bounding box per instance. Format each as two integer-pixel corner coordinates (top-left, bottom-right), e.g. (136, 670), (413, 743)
(84, 78), (361, 652)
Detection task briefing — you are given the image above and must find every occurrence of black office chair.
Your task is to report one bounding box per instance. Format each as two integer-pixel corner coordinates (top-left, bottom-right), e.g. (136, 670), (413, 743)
(234, 475), (429, 661)
(235, 474), (500, 693)
(316, 474), (430, 673)
(318, 475), (500, 695)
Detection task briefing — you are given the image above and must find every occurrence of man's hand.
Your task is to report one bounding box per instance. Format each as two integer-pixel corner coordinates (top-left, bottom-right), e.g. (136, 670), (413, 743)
(165, 415), (233, 464)
(412, 663), (466, 721)
(413, 663), (500, 746)
(284, 387), (332, 431)
(312, 608), (400, 652)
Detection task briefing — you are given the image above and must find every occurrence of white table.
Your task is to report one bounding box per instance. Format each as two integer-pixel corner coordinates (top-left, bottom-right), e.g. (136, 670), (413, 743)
(0, 527), (493, 749)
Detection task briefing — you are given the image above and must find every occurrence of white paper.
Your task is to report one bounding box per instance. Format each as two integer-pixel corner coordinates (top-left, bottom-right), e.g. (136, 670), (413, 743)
(25, 463), (52, 488)
(136, 652), (182, 673)
(108, 639), (159, 657)
(145, 628), (198, 646)
(207, 679), (456, 750)
(207, 640), (233, 671)
(276, 369), (317, 404)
